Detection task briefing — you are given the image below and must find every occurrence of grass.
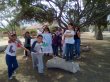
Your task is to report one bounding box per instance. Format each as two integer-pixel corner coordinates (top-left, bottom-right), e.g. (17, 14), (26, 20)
(0, 32), (110, 82)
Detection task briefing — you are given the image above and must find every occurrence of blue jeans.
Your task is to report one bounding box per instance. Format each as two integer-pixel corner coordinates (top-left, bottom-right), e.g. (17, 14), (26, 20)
(52, 45), (58, 56)
(6, 54), (18, 78)
(75, 39), (80, 57)
(36, 53), (44, 73)
(65, 43), (75, 61)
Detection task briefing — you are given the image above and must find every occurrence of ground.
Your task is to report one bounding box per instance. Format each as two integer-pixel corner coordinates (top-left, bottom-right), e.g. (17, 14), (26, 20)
(0, 32), (110, 82)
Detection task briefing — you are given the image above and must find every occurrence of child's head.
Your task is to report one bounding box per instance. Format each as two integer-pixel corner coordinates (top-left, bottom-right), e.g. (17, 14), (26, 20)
(31, 31), (36, 36)
(25, 31), (30, 37)
(52, 33), (56, 37)
(43, 26), (51, 33)
(68, 23), (74, 30)
(9, 34), (17, 42)
(37, 35), (43, 43)
(75, 26), (80, 31)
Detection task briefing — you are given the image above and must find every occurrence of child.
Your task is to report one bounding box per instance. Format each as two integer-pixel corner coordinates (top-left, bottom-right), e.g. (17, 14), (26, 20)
(5, 34), (29, 80)
(42, 26), (53, 55)
(31, 35), (45, 74)
(31, 31), (37, 46)
(62, 23), (75, 61)
(30, 31), (37, 68)
(24, 31), (31, 59)
(52, 33), (58, 56)
(56, 28), (62, 55)
(74, 26), (81, 59)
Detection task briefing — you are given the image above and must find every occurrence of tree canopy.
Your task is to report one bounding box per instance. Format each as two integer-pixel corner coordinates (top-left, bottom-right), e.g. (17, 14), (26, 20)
(0, 0), (110, 39)
(15, 0), (110, 28)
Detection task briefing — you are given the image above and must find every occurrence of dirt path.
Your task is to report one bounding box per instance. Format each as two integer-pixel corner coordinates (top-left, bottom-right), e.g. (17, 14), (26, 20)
(0, 32), (110, 82)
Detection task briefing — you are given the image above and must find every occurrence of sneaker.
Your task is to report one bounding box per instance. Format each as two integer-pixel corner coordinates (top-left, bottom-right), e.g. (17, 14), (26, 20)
(77, 57), (81, 59)
(65, 59), (69, 62)
(12, 71), (16, 77)
(9, 76), (13, 80)
(69, 60), (74, 62)
(39, 73), (45, 76)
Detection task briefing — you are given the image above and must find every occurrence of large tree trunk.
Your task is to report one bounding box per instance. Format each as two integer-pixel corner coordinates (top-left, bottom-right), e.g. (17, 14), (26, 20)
(96, 25), (103, 40)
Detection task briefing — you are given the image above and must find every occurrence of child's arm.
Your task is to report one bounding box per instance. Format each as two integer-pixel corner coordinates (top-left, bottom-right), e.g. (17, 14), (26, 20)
(17, 43), (30, 52)
(62, 35), (65, 44)
(77, 31), (80, 38)
(64, 32), (74, 37)
(63, 30), (74, 38)
(20, 45), (31, 57)
(64, 34), (73, 37)
(21, 46), (30, 52)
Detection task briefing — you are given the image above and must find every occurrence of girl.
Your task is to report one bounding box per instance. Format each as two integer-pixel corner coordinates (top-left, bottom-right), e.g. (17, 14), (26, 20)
(24, 31), (31, 59)
(42, 26), (53, 55)
(56, 28), (62, 56)
(52, 33), (58, 56)
(5, 34), (29, 80)
(62, 23), (75, 61)
(74, 26), (81, 59)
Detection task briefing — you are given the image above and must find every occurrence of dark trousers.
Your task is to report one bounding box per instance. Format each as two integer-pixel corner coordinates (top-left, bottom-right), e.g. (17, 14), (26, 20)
(58, 44), (62, 55)
(65, 43), (75, 61)
(6, 54), (18, 78)
(75, 39), (80, 57)
(52, 45), (58, 56)
(25, 47), (31, 56)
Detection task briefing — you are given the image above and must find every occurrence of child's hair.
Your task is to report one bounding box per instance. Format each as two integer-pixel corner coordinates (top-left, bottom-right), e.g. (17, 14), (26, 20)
(11, 34), (17, 37)
(68, 23), (74, 26)
(37, 35), (43, 38)
(25, 31), (29, 35)
(42, 26), (51, 33)
(68, 23), (76, 30)
(25, 31), (30, 34)
(75, 26), (80, 31)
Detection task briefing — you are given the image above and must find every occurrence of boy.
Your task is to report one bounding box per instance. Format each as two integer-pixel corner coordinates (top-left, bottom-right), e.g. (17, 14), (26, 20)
(31, 35), (45, 74)
(62, 23), (75, 61)
(5, 34), (29, 80)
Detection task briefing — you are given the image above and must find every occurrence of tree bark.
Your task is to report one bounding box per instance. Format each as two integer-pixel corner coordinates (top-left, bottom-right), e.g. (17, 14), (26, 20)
(96, 25), (103, 40)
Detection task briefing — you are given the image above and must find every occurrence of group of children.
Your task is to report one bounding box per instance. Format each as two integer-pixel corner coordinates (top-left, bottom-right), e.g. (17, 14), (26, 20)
(5, 23), (80, 80)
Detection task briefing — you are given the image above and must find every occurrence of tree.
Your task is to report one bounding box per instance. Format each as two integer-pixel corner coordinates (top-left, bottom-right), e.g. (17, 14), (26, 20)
(93, 0), (109, 40)
(0, 0), (110, 40)
(0, 0), (20, 34)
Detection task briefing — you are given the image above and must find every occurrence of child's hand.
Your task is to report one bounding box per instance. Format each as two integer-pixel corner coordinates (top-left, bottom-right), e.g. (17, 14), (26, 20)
(27, 49), (30, 53)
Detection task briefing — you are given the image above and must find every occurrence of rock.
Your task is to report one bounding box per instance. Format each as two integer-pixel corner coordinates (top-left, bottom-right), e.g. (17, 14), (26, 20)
(46, 57), (80, 73)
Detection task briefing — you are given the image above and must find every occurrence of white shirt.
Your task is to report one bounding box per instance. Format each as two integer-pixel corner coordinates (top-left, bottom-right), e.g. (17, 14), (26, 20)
(31, 38), (37, 47)
(34, 43), (44, 54)
(42, 33), (52, 45)
(5, 42), (17, 56)
(64, 30), (75, 44)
